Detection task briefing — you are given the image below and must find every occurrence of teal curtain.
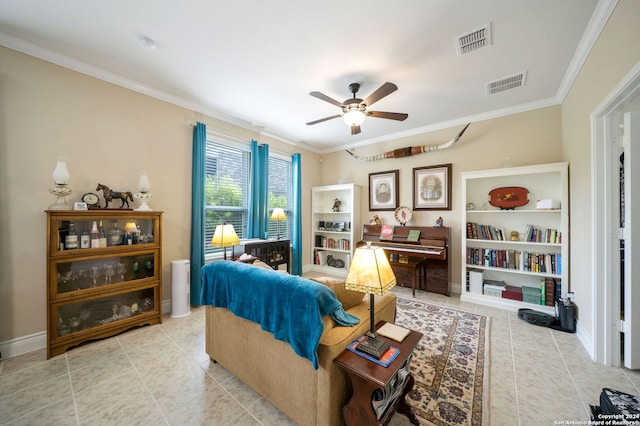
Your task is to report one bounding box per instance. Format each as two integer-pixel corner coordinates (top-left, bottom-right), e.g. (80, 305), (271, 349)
(247, 140), (269, 238)
(190, 122), (206, 305)
(291, 153), (302, 275)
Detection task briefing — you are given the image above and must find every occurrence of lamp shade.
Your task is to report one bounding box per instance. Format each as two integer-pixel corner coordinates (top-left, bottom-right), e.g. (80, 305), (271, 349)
(270, 208), (286, 221)
(343, 109), (366, 126)
(345, 243), (396, 295)
(124, 222), (138, 234)
(52, 160), (70, 184)
(138, 172), (151, 192)
(211, 223), (240, 247)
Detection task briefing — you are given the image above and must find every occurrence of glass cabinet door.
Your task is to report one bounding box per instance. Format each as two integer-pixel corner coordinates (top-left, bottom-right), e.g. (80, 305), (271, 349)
(53, 252), (157, 295)
(48, 212), (160, 256)
(56, 287), (157, 337)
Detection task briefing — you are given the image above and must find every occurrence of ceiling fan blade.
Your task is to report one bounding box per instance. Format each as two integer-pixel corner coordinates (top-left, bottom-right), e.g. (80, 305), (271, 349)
(351, 125), (361, 135)
(306, 114), (341, 125)
(362, 82), (398, 107)
(367, 111), (408, 121)
(309, 91), (344, 108)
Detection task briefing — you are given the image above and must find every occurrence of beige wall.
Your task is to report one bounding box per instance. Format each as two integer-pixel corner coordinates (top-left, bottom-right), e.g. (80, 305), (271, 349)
(2, 0), (639, 357)
(0, 46), (320, 344)
(561, 0), (640, 339)
(319, 107), (563, 287)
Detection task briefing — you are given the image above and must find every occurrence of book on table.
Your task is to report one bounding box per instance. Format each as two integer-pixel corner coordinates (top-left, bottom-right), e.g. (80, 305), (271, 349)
(377, 322), (411, 342)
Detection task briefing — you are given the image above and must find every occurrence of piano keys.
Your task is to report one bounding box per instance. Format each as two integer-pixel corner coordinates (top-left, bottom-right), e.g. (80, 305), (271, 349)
(360, 225), (450, 296)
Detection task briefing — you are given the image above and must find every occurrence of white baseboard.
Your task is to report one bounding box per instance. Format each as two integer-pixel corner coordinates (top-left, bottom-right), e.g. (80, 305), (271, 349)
(0, 299), (172, 360)
(0, 331), (46, 360)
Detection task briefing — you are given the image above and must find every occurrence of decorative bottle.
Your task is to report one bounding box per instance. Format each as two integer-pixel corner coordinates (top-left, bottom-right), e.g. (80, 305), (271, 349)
(80, 224), (90, 249)
(98, 220), (107, 248)
(65, 221), (78, 250)
(108, 220), (123, 246)
(90, 221), (100, 248)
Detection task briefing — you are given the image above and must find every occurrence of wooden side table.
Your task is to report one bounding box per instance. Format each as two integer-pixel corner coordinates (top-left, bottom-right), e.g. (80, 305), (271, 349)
(334, 322), (423, 426)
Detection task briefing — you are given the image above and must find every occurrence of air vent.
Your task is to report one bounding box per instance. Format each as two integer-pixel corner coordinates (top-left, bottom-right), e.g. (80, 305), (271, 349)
(487, 71), (527, 95)
(455, 24), (491, 56)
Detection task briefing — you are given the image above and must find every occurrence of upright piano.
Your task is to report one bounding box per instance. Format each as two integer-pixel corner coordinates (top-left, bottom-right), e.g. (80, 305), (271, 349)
(360, 225), (450, 296)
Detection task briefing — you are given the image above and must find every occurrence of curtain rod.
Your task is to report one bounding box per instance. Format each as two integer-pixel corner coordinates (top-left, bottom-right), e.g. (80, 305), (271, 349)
(188, 121), (248, 145)
(188, 121), (294, 157)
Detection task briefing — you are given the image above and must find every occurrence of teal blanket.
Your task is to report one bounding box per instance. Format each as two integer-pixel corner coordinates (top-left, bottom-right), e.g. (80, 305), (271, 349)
(200, 261), (359, 369)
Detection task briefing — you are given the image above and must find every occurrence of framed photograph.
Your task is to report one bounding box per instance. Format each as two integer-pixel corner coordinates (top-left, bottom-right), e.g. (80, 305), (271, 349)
(73, 202), (88, 211)
(413, 164), (452, 210)
(369, 170), (399, 211)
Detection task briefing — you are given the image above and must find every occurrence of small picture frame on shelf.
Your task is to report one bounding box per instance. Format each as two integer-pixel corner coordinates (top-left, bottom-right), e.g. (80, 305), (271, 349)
(73, 202), (88, 211)
(413, 164), (452, 210)
(369, 170), (399, 211)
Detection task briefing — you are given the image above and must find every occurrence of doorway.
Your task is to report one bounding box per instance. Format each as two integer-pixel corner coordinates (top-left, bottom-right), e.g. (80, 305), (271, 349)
(593, 62), (640, 367)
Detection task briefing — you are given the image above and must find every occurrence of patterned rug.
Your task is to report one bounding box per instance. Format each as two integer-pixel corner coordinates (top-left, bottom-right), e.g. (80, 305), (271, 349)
(395, 298), (490, 426)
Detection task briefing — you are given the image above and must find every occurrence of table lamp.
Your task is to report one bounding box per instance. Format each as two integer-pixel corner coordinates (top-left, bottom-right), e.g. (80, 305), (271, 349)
(270, 208), (286, 240)
(211, 223), (240, 260)
(49, 159), (73, 210)
(345, 242), (397, 358)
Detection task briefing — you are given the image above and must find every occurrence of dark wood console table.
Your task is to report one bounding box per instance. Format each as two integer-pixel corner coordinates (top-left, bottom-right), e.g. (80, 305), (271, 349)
(334, 322), (423, 425)
(235, 239), (290, 272)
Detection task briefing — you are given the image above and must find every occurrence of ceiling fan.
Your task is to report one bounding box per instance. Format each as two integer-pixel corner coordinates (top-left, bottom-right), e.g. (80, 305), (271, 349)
(306, 82), (408, 135)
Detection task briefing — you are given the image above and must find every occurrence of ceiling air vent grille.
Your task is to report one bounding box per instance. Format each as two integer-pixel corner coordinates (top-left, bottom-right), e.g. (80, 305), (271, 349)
(487, 71), (527, 95)
(455, 24), (491, 56)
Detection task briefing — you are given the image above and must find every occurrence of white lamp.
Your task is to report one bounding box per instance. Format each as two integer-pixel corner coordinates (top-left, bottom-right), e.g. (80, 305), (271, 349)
(211, 223), (240, 260)
(134, 171), (153, 211)
(270, 208), (287, 240)
(345, 242), (397, 358)
(49, 159), (73, 210)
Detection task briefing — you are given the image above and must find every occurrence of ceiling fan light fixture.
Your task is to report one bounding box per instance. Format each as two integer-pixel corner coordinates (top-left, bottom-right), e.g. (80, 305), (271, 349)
(343, 109), (366, 126)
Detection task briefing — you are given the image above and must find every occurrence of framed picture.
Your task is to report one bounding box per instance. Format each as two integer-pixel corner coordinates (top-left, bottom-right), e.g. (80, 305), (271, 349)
(413, 164), (452, 210)
(369, 170), (399, 211)
(73, 202), (88, 211)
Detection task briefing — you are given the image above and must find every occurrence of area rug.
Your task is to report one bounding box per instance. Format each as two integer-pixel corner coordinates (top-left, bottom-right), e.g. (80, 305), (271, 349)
(395, 298), (490, 426)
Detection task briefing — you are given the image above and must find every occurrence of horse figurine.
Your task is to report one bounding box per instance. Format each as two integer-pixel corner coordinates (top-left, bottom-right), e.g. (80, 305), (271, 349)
(96, 183), (133, 209)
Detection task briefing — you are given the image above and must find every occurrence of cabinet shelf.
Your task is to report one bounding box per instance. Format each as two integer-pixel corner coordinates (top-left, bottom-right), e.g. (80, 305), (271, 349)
(310, 184), (361, 276)
(465, 264), (561, 279)
(46, 210), (163, 358)
(466, 239), (561, 247)
(460, 162), (568, 312)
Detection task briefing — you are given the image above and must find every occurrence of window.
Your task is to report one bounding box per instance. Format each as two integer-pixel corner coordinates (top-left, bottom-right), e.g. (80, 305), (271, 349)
(268, 155), (293, 240)
(204, 140), (249, 256)
(204, 140), (292, 257)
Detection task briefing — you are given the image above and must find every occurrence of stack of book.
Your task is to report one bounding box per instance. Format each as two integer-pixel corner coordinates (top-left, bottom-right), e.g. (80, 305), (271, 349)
(483, 279), (506, 297)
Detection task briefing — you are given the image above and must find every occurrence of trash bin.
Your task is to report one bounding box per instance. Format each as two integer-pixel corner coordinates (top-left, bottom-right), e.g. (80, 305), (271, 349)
(171, 259), (191, 318)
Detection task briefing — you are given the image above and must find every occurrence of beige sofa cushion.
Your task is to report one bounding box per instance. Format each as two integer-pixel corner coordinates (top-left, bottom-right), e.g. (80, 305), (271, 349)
(309, 276), (365, 310)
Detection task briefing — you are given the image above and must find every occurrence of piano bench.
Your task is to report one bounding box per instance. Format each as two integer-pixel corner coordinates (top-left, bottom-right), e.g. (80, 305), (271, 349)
(388, 257), (427, 297)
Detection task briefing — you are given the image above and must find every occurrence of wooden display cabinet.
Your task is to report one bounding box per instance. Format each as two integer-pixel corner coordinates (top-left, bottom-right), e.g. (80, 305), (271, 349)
(46, 210), (163, 358)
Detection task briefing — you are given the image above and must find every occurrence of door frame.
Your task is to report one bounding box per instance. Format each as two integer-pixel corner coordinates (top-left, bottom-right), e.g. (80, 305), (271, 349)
(592, 61), (640, 366)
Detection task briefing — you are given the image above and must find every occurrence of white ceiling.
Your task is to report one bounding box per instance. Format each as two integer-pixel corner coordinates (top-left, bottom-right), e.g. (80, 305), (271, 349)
(0, 0), (611, 153)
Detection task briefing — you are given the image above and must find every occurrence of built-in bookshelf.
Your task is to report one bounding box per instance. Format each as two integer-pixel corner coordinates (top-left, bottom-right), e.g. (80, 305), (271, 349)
(460, 162), (568, 315)
(310, 184), (361, 276)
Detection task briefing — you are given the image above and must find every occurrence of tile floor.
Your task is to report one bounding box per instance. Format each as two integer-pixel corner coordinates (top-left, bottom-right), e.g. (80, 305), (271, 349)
(1, 286), (639, 425)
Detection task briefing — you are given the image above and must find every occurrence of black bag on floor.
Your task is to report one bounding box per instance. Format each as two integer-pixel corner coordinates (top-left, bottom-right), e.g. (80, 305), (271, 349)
(601, 388), (640, 416)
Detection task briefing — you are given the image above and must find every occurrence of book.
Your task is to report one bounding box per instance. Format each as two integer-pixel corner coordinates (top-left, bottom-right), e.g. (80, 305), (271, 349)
(347, 336), (400, 367)
(380, 224), (394, 240)
(377, 322), (411, 342)
(406, 229), (421, 242)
